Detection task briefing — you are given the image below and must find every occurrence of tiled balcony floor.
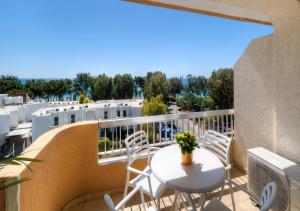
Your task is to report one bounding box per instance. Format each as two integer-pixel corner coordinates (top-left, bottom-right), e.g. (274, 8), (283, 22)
(69, 168), (259, 211)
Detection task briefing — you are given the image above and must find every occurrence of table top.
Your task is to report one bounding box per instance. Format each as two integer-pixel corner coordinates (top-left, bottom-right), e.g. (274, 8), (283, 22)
(151, 144), (225, 193)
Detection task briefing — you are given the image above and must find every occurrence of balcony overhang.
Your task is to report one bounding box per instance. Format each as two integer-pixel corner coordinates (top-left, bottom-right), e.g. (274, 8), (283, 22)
(124, 0), (272, 26)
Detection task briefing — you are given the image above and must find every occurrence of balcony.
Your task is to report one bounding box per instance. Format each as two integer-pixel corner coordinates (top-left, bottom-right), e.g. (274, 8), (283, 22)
(0, 109), (257, 211)
(1, 109), (292, 211)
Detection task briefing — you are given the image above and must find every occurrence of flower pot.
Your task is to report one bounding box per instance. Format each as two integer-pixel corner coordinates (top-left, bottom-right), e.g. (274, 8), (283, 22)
(181, 152), (193, 165)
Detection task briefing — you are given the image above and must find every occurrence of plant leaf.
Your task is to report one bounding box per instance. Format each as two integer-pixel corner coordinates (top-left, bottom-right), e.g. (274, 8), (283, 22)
(17, 160), (33, 172)
(0, 157), (21, 166)
(14, 157), (42, 163)
(0, 177), (31, 190)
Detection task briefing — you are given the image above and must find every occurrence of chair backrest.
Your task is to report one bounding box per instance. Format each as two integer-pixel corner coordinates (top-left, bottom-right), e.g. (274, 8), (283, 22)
(260, 182), (277, 211)
(203, 130), (232, 169)
(124, 130), (150, 165)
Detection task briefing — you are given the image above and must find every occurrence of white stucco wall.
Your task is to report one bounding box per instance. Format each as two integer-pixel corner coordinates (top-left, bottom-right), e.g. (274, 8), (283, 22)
(234, 35), (276, 168)
(234, 0), (300, 168)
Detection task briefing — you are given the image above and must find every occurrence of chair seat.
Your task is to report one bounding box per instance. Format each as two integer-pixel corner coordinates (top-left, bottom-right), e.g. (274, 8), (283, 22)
(129, 166), (165, 198)
(204, 198), (231, 211)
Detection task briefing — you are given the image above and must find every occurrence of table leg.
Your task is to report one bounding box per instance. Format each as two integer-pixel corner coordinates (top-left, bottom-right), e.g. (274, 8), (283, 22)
(200, 193), (207, 211)
(179, 193), (188, 210)
(184, 193), (196, 211)
(171, 191), (178, 211)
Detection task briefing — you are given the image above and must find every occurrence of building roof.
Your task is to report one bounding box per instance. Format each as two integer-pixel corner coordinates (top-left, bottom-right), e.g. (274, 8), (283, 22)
(33, 99), (144, 116)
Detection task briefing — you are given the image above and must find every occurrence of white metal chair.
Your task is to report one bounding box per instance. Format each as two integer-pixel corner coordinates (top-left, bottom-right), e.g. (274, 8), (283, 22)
(202, 130), (235, 210)
(123, 130), (167, 210)
(104, 186), (156, 211)
(203, 181), (277, 211)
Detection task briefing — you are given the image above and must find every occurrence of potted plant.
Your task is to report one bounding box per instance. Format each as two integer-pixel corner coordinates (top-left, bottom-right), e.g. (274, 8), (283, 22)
(176, 131), (199, 165)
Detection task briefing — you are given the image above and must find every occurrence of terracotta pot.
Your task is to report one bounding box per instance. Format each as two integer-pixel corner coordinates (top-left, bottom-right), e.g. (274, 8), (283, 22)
(181, 152), (193, 165)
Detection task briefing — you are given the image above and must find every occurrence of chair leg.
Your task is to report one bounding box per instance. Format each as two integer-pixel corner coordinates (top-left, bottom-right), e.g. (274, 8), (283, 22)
(219, 182), (225, 200)
(140, 190), (147, 211)
(226, 171), (236, 211)
(122, 173), (129, 210)
(156, 197), (161, 211)
(229, 181), (236, 211)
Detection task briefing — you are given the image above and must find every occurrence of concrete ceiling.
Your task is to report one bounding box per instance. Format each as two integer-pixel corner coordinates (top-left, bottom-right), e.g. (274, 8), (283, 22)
(125, 0), (272, 25)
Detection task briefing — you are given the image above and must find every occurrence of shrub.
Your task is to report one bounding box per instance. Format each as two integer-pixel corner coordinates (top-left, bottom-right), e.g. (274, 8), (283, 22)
(142, 95), (167, 116)
(98, 137), (112, 152)
(79, 94), (85, 104)
(83, 97), (92, 104)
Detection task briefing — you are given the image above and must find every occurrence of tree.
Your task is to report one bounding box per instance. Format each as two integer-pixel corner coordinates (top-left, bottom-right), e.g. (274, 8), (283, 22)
(169, 77), (183, 96)
(186, 75), (208, 95)
(64, 79), (73, 100)
(134, 76), (145, 97)
(142, 95), (167, 116)
(0, 75), (23, 94)
(91, 74), (112, 100)
(25, 79), (47, 98)
(73, 73), (93, 97)
(176, 93), (202, 111)
(112, 74), (134, 99)
(144, 71), (170, 102)
(208, 68), (233, 109)
(176, 93), (214, 111)
(202, 96), (215, 111)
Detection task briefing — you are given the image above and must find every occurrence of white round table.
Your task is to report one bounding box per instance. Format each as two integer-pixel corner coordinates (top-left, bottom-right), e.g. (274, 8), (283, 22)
(151, 144), (225, 194)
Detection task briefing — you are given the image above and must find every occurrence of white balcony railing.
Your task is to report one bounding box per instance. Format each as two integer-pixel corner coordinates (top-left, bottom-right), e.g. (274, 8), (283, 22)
(98, 109), (234, 158)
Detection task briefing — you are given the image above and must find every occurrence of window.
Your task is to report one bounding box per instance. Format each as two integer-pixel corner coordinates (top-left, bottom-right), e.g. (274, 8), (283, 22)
(71, 114), (75, 123)
(54, 116), (59, 126)
(123, 110), (127, 117)
(104, 111), (108, 119)
(117, 110), (120, 117)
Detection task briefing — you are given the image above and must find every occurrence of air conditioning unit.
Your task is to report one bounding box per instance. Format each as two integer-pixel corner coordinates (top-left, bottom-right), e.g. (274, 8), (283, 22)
(247, 147), (296, 211)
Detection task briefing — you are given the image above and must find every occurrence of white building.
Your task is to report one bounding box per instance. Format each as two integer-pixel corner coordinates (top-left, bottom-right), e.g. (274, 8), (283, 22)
(0, 94), (23, 106)
(0, 102), (51, 146)
(31, 99), (143, 141)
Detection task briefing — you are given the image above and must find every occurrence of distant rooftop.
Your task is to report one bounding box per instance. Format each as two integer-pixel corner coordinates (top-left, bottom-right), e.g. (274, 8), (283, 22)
(33, 99), (144, 116)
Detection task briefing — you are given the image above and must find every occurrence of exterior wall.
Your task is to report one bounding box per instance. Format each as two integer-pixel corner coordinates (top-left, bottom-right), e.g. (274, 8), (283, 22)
(32, 115), (51, 141)
(0, 121), (147, 211)
(0, 111), (10, 146)
(272, 3), (300, 162)
(234, 35), (276, 168)
(8, 109), (18, 128)
(0, 94), (8, 105)
(24, 102), (49, 122)
(4, 96), (23, 105)
(17, 106), (25, 123)
(234, 0), (300, 168)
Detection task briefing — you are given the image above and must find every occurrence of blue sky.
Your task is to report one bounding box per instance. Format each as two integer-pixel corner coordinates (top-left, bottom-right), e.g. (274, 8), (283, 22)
(0, 0), (274, 79)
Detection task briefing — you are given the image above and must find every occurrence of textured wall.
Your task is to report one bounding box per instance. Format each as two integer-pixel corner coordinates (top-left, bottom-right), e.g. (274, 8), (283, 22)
(234, 0), (300, 168)
(234, 35), (276, 168)
(272, 3), (300, 162)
